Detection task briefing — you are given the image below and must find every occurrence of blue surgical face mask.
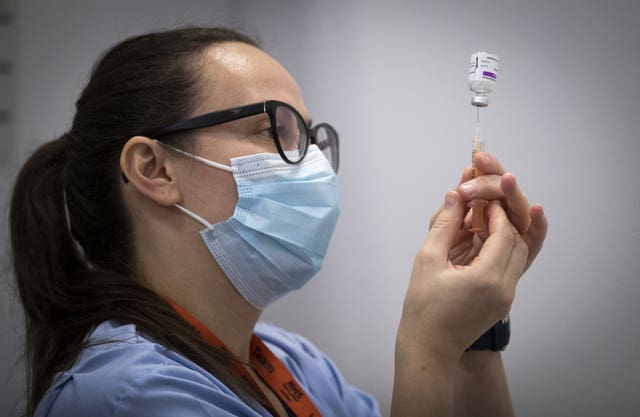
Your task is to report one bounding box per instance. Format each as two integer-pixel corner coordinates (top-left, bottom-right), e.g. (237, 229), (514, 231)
(166, 144), (340, 309)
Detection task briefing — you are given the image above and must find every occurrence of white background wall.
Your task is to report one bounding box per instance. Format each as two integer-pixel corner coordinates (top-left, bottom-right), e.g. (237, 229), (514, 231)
(2, 1), (640, 416)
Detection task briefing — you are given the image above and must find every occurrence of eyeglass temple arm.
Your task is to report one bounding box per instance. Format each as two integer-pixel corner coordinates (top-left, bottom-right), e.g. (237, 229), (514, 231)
(153, 102), (267, 137)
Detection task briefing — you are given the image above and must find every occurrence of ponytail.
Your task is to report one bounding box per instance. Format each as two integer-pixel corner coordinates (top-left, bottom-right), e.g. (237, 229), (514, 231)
(10, 133), (88, 411)
(10, 133), (86, 318)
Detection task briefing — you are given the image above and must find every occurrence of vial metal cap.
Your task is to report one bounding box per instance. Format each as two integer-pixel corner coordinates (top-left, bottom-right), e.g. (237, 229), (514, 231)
(471, 95), (489, 107)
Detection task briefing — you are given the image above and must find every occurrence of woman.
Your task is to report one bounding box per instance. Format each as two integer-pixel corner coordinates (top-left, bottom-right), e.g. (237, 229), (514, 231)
(10, 27), (547, 416)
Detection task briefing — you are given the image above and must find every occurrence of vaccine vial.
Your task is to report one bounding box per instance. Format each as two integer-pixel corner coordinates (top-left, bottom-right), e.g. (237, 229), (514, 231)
(468, 52), (499, 107)
(467, 51), (499, 233)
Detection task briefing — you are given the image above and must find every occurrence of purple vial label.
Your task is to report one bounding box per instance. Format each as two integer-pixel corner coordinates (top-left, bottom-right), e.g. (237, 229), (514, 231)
(483, 71), (496, 80)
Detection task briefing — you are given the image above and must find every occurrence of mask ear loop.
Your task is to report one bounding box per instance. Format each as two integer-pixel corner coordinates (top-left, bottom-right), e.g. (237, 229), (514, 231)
(153, 140), (232, 229)
(175, 204), (213, 229)
(152, 139), (237, 173)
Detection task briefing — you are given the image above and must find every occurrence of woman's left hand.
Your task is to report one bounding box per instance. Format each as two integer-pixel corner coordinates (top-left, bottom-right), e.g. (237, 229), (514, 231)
(431, 152), (547, 272)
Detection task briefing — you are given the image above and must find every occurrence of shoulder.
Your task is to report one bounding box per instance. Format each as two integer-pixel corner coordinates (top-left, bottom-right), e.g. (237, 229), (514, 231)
(36, 321), (265, 417)
(255, 322), (381, 417)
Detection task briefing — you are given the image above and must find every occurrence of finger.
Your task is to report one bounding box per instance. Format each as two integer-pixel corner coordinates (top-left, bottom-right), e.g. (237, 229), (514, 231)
(459, 152), (506, 200)
(474, 152), (506, 176)
(522, 204), (548, 271)
(462, 208), (472, 229)
(422, 191), (465, 269)
(460, 234), (484, 265)
(448, 230), (473, 261)
(485, 201), (528, 284)
(429, 185), (471, 228)
(472, 200), (517, 278)
(429, 206), (442, 229)
(500, 173), (531, 234)
(458, 174), (503, 202)
(458, 166), (475, 186)
(459, 173), (532, 234)
(502, 232), (529, 285)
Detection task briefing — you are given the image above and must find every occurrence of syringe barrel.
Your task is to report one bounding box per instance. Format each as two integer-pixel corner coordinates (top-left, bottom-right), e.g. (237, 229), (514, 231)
(469, 131), (486, 232)
(471, 136), (484, 176)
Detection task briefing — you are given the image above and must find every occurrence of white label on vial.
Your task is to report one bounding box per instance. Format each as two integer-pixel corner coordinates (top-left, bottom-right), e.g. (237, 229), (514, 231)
(468, 52), (499, 93)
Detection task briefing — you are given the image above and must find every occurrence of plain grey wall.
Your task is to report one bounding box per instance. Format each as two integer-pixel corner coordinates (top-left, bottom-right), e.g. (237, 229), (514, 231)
(2, 1), (640, 416)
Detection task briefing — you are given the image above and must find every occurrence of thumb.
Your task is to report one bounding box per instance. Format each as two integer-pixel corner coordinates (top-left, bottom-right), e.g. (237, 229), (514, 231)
(422, 191), (464, 268)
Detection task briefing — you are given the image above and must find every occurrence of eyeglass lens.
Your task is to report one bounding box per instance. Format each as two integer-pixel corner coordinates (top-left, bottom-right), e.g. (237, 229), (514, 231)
(275, 105), (307, 163)
(313, 124), (339, 172)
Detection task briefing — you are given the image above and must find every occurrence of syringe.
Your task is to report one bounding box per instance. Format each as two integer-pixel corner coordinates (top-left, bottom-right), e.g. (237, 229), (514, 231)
(469, 111), (488, 233)
(467, 51), (499, 233)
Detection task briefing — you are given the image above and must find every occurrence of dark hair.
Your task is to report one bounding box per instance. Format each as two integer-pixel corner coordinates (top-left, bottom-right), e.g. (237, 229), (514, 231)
(10, 27), (261, 416)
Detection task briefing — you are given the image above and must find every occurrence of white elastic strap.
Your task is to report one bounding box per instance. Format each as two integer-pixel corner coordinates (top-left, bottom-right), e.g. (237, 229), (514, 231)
(175, 204), (212, 228)
(153, 139), (236, 173)
(62, 188), (92, 266)
(62, 188), (73, 233)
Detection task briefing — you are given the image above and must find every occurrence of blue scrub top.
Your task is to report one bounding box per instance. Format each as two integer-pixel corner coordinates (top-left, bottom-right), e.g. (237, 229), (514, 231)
(34, 321), (381, 417)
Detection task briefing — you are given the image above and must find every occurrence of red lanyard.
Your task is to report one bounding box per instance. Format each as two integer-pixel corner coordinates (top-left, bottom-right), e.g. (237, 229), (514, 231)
(164, 297), (321, 417)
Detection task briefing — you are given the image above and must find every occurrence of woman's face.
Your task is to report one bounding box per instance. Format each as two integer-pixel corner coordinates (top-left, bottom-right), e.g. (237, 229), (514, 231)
(173, 42), (310, 225)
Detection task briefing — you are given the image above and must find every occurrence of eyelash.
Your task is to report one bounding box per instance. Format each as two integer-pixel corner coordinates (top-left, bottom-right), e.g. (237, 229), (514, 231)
(259, 128), (273, 137)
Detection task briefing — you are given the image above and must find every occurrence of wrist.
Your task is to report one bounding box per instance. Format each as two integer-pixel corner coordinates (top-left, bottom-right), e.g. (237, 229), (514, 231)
(393, 333), (457, 417)
(396, 323), (462, 370)
(458, 350), (503, 371)
(453, 351), (515, 417)
(466, 316), (511, 351)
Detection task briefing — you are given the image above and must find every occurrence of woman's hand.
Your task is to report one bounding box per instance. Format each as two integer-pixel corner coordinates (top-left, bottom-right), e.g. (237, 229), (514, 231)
(392, 191), (532, 416)
(398, 192), (530, 360)
(392, 153), (547, 416)
(454, 152), (547, 272)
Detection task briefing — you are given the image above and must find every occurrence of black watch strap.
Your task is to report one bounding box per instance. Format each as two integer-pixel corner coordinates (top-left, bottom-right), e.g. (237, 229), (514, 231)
(467, 316), (510, 351)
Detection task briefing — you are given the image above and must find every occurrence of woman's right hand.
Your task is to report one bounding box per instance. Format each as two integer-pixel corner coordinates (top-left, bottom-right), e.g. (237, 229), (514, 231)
(397, 190), (529, 363)
(391, 191), (530, 416)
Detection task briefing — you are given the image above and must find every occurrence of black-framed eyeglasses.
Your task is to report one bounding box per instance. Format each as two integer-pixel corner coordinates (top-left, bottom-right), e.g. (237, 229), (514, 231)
(153, 100), (339, 172)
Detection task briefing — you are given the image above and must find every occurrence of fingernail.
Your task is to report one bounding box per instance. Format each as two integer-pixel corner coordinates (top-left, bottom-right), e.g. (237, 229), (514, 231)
(460, 182), (475, 198)
(445, 192), (458, 208)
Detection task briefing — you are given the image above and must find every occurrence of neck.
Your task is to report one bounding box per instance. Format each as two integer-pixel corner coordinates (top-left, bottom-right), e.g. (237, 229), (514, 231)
(209, 291), (262, 363)
(137, 222), (262, 363)
(172, 285), (261, 362)
(163, 274), (261, 362)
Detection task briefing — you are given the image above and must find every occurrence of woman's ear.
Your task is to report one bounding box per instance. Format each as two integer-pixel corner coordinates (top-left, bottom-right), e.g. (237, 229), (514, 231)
(120, 137), (182, 206)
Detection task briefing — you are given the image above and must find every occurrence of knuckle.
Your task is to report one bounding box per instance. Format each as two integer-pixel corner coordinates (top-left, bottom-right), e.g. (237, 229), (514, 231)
(428, 212), (439, 229)
(416, 245), (441, 266)
(430, 215), (449, 231)
(429, 213), (451, 231)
